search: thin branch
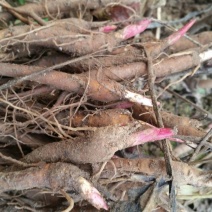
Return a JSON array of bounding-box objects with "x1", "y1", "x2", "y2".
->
[
  {"x1": 159, "y1": 85, "x2": 212, "y2": 120},
  {"x1": 189, "y1": 128, "x2": 212, "y2": 162},
  {"x1": 0, "y1": 152, "x2": 36, "y2": 167},
  {"x1": 145, "y1": 48, "x2": 176, "y2": 211}
]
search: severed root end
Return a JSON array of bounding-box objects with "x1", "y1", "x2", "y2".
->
[
  {"x1": 124, "y1": 90, "x2": 154, "y2": 107},
  {"x1": 77, "y1": 177, "x2": 108, "y2": 210}
]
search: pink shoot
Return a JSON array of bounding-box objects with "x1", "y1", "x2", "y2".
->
[
  {"x1": 167, "y1": 19, "x2": 196, "y2": 45},
  {"x1": 131, "y1": 127, "x2": 176, "y2": 146},
  {"x1": 122, "y1": 18, "x2": 151, "y2": 40}
]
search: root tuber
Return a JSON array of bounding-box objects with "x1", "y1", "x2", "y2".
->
[{"x1": 23, "y1": 121, "x2": 176, "y2": 164}]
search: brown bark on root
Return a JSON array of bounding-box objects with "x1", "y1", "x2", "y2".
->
[
  {"x1": 0, "y1": 162, "x2": 88, "y2": 193},
  {"x1": 0, "y1": 0, "x2": 140, "y2": 24},
  {"x1": 168, "y1": 31, "x2": 212, "y2": 53},
  {"x1": 0, "y1": 18, "x2": 118, "y2": 57},
  {"x1": 0, "y1": 50, "x2": 201, "y2": 102},
  {"x1": 93, "y1": 158, "x2": 212, "y2": 187},
  {"x1": 72, "y1": 109, "x2": 133, "y2": 127}
]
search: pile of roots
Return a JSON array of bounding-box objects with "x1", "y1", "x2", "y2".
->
[{"x1": 0, "y1": 0, "x2": 212, "y2": 211}]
